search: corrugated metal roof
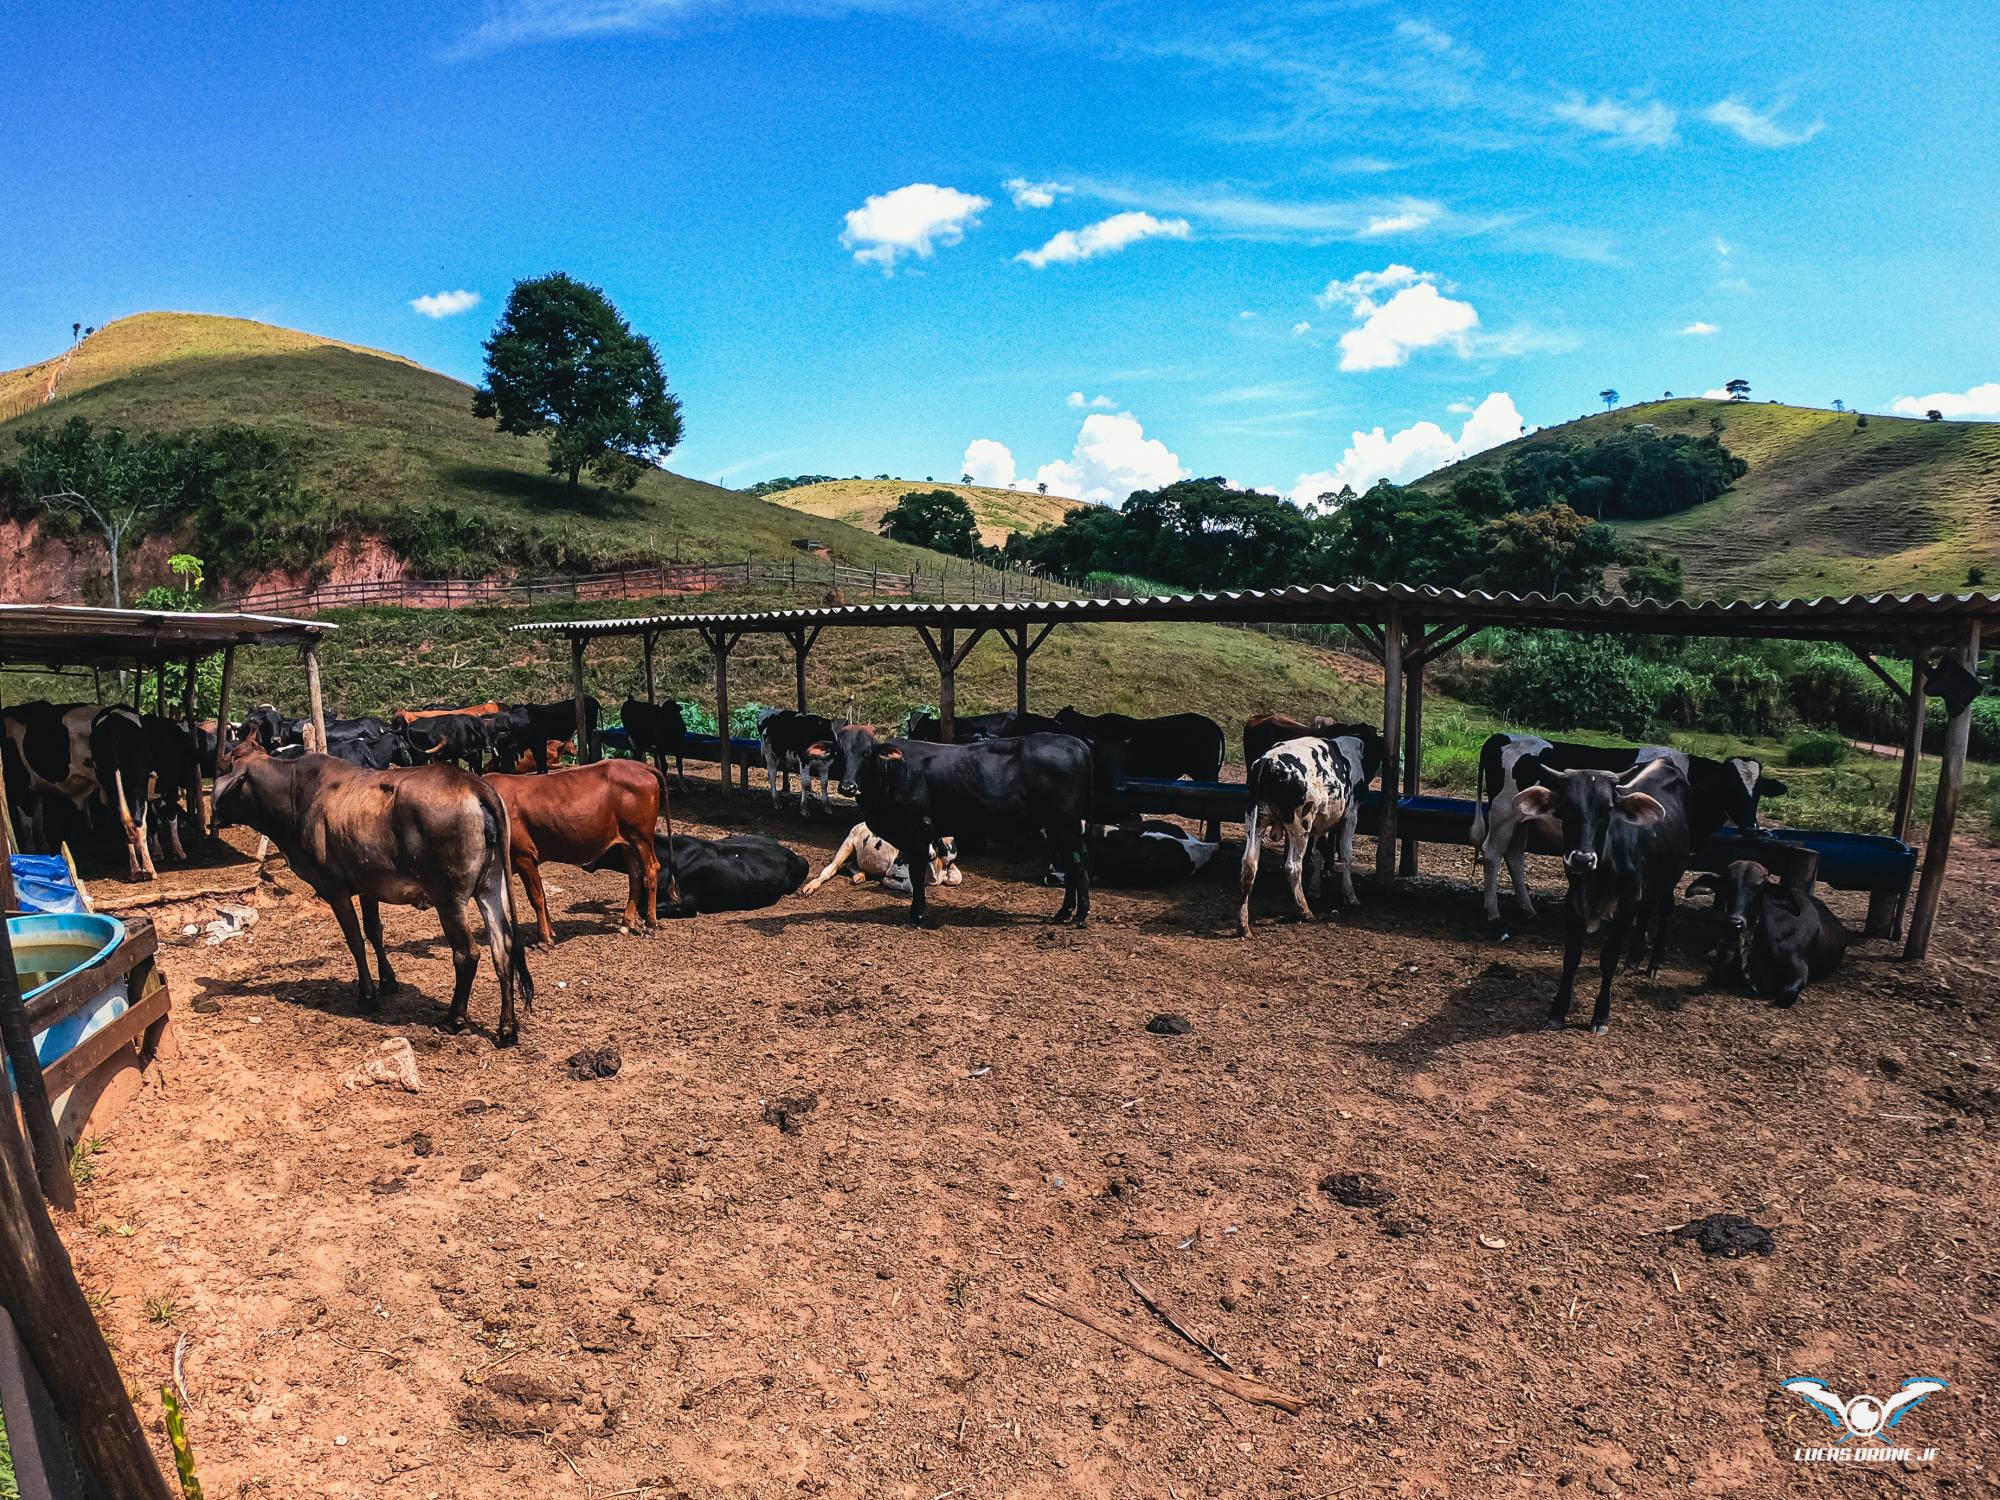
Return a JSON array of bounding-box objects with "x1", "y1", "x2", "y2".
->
[
  {"x1": 0, "y1": 603, "x2": 334, "y2": 669},
  {"x1": 510, "y1": 582, "x2": 2000, "y2": 644}
]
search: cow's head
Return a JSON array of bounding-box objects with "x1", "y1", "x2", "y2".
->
[
  {"x1": 399, "y1": 726, "x2": 446, "y2": 764},
  {"x1": 934, "y1": 835, "x2": 962, "y2": 886},
  {"x1": 1515, "y1": 766, "x2": 1667, "y2": 879},
  {"x1": 1687, "y1": 859, "x2": 1770, "y2": 932},
  {"x1": 1053, "y1": 706, "x2": 1087, "y2": 731},
  {"x1": 1721, "y1": 756, "x2": 1787, "y2": 835},
  {"x1": 809, "y1": 724, "x2": 878, "y2": 798},
  {"x1": 210, "y1": 737, "x2": 272, "y2": 829}
]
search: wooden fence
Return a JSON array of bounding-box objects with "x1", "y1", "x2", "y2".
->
[{"x1": 221, "y1": 556, "x2": 1060, "y2": 616}]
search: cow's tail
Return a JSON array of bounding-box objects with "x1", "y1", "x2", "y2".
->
[
  {"x1": 643, "y1": 760, "x2": 682, "y2": 906},
  {"x1": 479, "y1": 795, "x2": 535, "y2": 1009},
  {"x1": 1468, "y1": 734, "x2": 1501, "y2": 851}
]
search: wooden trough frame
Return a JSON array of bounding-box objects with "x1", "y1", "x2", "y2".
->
[
  {"x1": 0, "y1": 604, "x2": 336, "y2": 1495},
  {"x1": 516, "y1": 582, "x2": 1996, "y2": 963}
]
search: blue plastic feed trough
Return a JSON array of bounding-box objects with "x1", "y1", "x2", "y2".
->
[{"x1": 6, "y1": 913, "x2": 132, "y2": 1077}]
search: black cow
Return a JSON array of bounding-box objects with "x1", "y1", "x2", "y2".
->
[
  {"x1": 758, "y1": 709, "x2": 842, "y2": 813},
  {"x1": 327, "y1": 725, "x2": 415, "y2": 771},
  {"x1": 586, "y1": 833, "x2": 807, "y2": 912},
  {"x1": 1470, "y1": 735, "x2": 1788, "y2": 924},
  {"x1": 905, "y1": 710, "x2": 1067, "y2": 743},
  {"x1": 1687, "y1": 857, "x2": 1848, "y2": 1007},
  {"x1": 845, "y1": 733, "x2": 1093, "y2": 926},
  {"x1": 495, "y1": 698, "x2": 599, "y2": 772},
  {"x1": 2, "y1": 701, "x2": 97, "y2": 852},
  {"x1": 812, "y1": 723, "x2": 881, "y2": 799},
  {"x1": 89, "y1": 706, "x2": 157, "y2": 881},
  {"x1": 400, "y1": 713, "x2": 492, "y2": 771},
  {"x1": 1085, "y1": 820, "x2": 1222, "y2": 887},
  {"x1": 621, "y1": 698, "x2": 687, "y2": 782},
  {"x1": 239, "y1": 704, "x2": 287, "y2": 750},
  {"x1": 141, "y1": 714, "x2": 206, "y2": 854},
  {"x1": 1054, "y1": 706, "x2": 1224, "y2": 784},
  {"x1": 1513, "y1": 755, "x2": 1694, "y2": 1034}
]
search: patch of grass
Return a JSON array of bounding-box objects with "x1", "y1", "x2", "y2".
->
[
  {"x1": 1786, "y1": 730, "x2": 1851, "y2": 767},
  {"x1": 766, "y1": 477, "x2": 1083, "y2": 550},
  {"x1": 144, "y1": 1295, "x2": 182, "y2": 1327},
  {"x1": 69, "y1": 1135, "x2": 105, "y2": 1188}
]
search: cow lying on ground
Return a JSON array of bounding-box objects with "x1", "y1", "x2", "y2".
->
[
  {"x1": 212, "y1": 740, "x2": 533, "y2": 1044},
  {"x1": 1055, "y1": 706, "x2": 1225, "y2": 783},
  {"x1": 1513, "y1": 755, "x2": 1693, "y2": 1034},
  {"x1": 834, "y1": 733, "x2": 1093, "y2": 925},
  {"x1": 1687, "y1": 855, "x2": 1848, "y2": 1008},
  {"x1": 1087, "y1": 820, "x2": 1220, "y2": 887},
  {"x1": 799, "y1": 821, "x2": 961, "y2": 896},
  {"x1": 622, "y1": 698, "x2": 687, "y2": 783},
  {"x1": 1469, "y1": 734, "x2": 1787, "y2": 924},
  {"x1": 485, "y1": 760, "x2": 678, "y2": 944},
  {"x1": 1236, "y1": 728, "x2": 1382, "y2": 936},
  {"x1": 587, "y1": 833, "x2": 807, "y2": 913},
  {"x1": 759, "y1": 709, "x2": 842, "y2": 813}
]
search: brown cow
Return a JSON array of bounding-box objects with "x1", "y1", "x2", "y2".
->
[
  {"x1": 1242, "y1": 713, "x2": 1377, "y2": 772},
  {"x1": 485, "y1": 760, "x2": 680, "y2": 944},
  {"x1": 392, "y1": 702, "x2": 504, "y2": 729},
  {"x1": 211, "y1": 740, "x2": 534, "y2": 1044}
]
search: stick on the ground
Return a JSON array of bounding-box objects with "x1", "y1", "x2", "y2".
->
[
  {"x1": 1022, "y1": 1288, "x2": 1303, "y2": 1414},
  {"x1": 1122, "y1": 1270, "x2": 1232, "y2": 1368}
]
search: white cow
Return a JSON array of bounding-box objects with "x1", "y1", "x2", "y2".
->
[{"x1": 1237, "y1": 734, "x2": 1370, "y2": 937}]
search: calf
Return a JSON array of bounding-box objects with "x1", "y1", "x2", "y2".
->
[
  {"x1": 1686, "y1": 858, "x2": 1847, "y2": 1007},
  {"x1": 759, "y1": 709, "x2": 842, "y2": 812},
  {"x1": 1055, "y1": 706, "x2": 1225, "y2": 783},
  {"x1": 621, "y1": 698, "x2": 687, "y2": 782},
  {"x1": 1236, "y1": 732, "x2": 1378, "y2": 936},
  {"x1": 89, "y1": 706, "x2": 157, "y2": 881},
  {"x1": 1089, "y1": 820, "x2": 1220, "y2": 888},
  {"x1": 495, "y1": 698, "x2": 599, "y2": 772},
  {"x1": 1512, "y1": 756, "x2": 1693, "y2": 1033},
  {"x1": 1470, "y1": 734, "x2": 1787, "y2": 924},
  {"x1": 843, "y1": 733, "x2": 1092, "y2": 925},
  {"x1": 799, "y1": 821, "x2": 961, "y2": 896},
  {"x1": 485, "y1": 759, "x2": 679, "y2": 944}
]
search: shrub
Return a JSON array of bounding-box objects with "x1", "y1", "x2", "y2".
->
[
  {"x1": 1786, "y1": 730, "x2": 1850, "y2": 767},
  {"x1": 1490, "y1": 634, "x2": 1656, "y2": 736},
  {"x1": 1701, "y1": 654, "x2": 1790, "y2": 736}
]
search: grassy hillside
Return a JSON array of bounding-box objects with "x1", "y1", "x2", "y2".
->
[
  {"x1": 768, "y1": 478, "x2": 1084, "y2": 549},
  {"x1": 1424, "y1": 398, "x2": 2000, "y2": 598},
  {"x1": 0, "y1": 313, "x2": 966, "y2": 579}
]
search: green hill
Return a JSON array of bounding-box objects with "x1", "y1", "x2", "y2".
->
[
  {"x1": 767, "y1": 477, "x2": 1085, "y2": 549},
  {"x1": 1422, "y1": 398, "x2": 2000, "y2": 598},
  {"x1": 0, "y1": 313, "x2": 968, "y2": 581}
]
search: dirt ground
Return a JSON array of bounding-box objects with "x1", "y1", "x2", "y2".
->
[{"x1": 62, "y1": 786, "x2": 2000, "y2": 1498}]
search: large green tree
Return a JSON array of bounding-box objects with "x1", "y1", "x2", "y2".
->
[
  {"x1": 881, "y1": 489, "x2": 980, "y2": 556},
  {"x1": 473, "y1": 274, "x2": 684, "y2": 496}
]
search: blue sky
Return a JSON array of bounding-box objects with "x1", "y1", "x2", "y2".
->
[{"x1": 4, "y1": 1, "x2": 1998, "y2": 504}]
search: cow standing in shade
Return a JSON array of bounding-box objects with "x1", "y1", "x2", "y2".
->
[
  {"x1": 759, "y1": 709, "x2": 842, "y2": 813},
  {"x1": 89, "y1": 706, "x2": 157, "y2": 881},
  {"x1": 622, "y1": 698, "x2": 687, "y2": 783},
  {"x1": 1236, "y1": 729, "x2": 1381, "y2": 936},
  {"x1": 1055, "y1": 706, "x2": 1225, "y2": 783},
  {"x1": 3, "y1": 701, "x2": 99, "y2": 851}
]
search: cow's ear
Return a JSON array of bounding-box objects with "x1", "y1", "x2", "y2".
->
[
  {"x1": 1616, "y1": 790, "x2": 1666, "y2": 826},
  {"x1": 1513, "y1": 784, "x2": 1556, "y2": 820},
  {"x1": 1757, "y1": 776, "x2": 1789, "y2": 798},
  {"x1": 874, "y1": 746, "x2": 904, "y2": 763},
  {"x1": 1684, "y1": 873, "x2": 1719, "y2": 900}
]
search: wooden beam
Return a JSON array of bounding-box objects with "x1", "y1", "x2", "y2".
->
[
  {"x1": 1347, "y1": 623, "x2": 1384, "y2": 662},
  {"x1": 570, "y1": 636, "x2": 591, "y2": 764},
  {"x1": 937, "y1": 625, "x2": 958, "y2": 744},
  {"x1": 214, "y1": 645, "x2": 236, "y2": 747},
  {"x1": 0, "y1": 769, "x2": 73, "y2": 1212},
  {"x1": 1846, "y1": 645, "x2": 1911, "y2": 706},
  {"x1": 913, "y1": 625, "x2": 945, "y2": 668},
  {"x1": 1875, "y1": 652, "x2": 1930, "y2": 938},
  {"x1": 705, "y1": 629, "x2": 738, "y2": 792},
  {"x1": 302, "y1": 642, "x2": 327, "y2": 756},
  {"x1": 1399, "y1": 637, "x2": 1425, "y2": 877},
  {"x1": 1904, "y1": 622, "x2": 1982, "y2": 960},
  {"x1": 1409, "y1": 623, "x2": 1479, "y2": 671},
  {"x1": 949, "y1": 625, "x2": 989, "y2": 671},
  {"x1": 1374, "y1": 606, "x2": 1405, "y2": 884}
]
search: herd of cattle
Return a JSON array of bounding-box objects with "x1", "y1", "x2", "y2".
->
[{"x1": 1, "y1": 689, "x2": 1849, "y2": 1044}]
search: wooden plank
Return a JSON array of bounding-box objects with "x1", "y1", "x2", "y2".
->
[
  {"x1": 23, "y1": 922, "x2": 156, "y2": 1036},
  {"x1": 1374, "y1": 608, "x2": 1405, "y2": 883},
  {"x1": 1905, "y1": 622, "x2": 1983, "y2": 959},
  {"x1": 1846, "y1": 645, "x2": 1912, "y2": 705},
  {"x1": 41, "y1": 984, "x2": 169, "y2": 1099}
]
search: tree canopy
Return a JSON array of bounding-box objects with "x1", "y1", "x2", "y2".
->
[
  {"x1": 880, "y1": 489, "x2": 979, "y2": 556},
  {"x1": 473, "y1": 274, "x2": 684, "y2": 495}
]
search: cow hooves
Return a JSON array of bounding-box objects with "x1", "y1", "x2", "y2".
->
[
  {"x1": 495, "y1": 1027, "x2": 519, "y2": 1048},
  {"x1": 443, "y1": 1014, "x2": 467, "y2": 1034},
  {"x1": 1590, "y1": 1023, "x2": 1611, "y2": 1036},
  {"x1": 1542, "y1": 1017, "x2": 1566, "y2": 1032}
]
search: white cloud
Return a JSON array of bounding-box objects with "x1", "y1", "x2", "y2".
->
[
  {"x1": 961, "y1": 438, "x2": 1017, "y2": 487},
  {"x1": 1016, "y1": 211, "x2": 1191, "y2": 268},
  {"x1": 1339, "y1": 285, "x2": 1478, "y2": 371},
  {"x1": 1237, "y1": 309, "x2": 1257, "y2": 319},
  {"x1": 1679, "y1": 320, "x2": 1720, "y2": 336},
  {"x1": 1395, "y1": 18, "x2": 1456, "y2": 54},
  {"x1": 1035, "y1": 412, "x2": 1187, "y2": 505},
  {"x1": 1066, "y1": 391, "x2": 1117, "y2": 409},
  {"x1": 1890, "y1": 383, "x2": 2000, "y2": 420},
  {"x1": 1316, "y1": 264, "x2": 1429, "y2": 308},
  {"x1": 1701, "y1": 387, "x2": 1737, "y2": 400},
  {"x1": 1291, "y1": 321, "x2": 1313, "y2": 336},
  {"x1": 840, "y1": 183, "x2": 989, "y2": 271},
  {"x1": 410, "y1": 288, "x2": 481, "y2": 318},
  {"x1": 1552, "y1": 94, "x2": 1678, "y2": 149},
  {"x1": 1701, "y1": 98, "x2": 1824, "y2": 148},
  {"x1": 1446, "y1": 399, "x2": 1474, "y2": 414},
  {"x1": 1359, "y1": 208, "x2": 1435, "y2": 237},
  {"x1": 1286, "y1": 392, "x2": 1521, "y2": 505},
  {"x1": 1003, "y1": 177, "x2": 1069, "y2": 209}
]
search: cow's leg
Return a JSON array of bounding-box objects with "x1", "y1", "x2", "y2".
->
[
  {"x1": 797, "y1": 756, "x2": 813, "y2": 816},
  {"x1": 513, "y1": 852, "x2": 556, "y2": 945},
  {"x1": 629, "y1": 833, "x2": 661, "y2": 930},
  {"x1": 1337, "y1": 806, "x2": 1360, "y2": 907},
  {"x1": 359, "y1": 894, "x2": 397, "y2": 993},
  {"x1": 437, "y1": 899, "x2": 483, "y2": 1037},
  {"x1": 163, "y1": 801, "x2": 187, "y2": 861},
  {"x1": 764, "y1": 745, "x2": 781, "y2": 806},
  {"x1": 1641, "y1": 895, "x2": 1673, "y2": 977},
  {"x1": 327, "y1": 895, "x2": 378, "y2": 1013},
  {"x1": 902, "y1": 828, "x2": 932, "y2": 925},
  {"x1": 474, "y1": 858, "x2": 529, "y2": 1045},
  {"x1": 1236, "y1": 805, "x2": 1263, "y2": 937},
  {"x1": 1283, "y1": 825, "x2": 1314, "y2": 922},
  {"x1": 1505, "y1": 832, "x2": 1537, "y2": 922},
  {"x1": 1066, "y1": 820, "x2": 1090, "y2": 926},
  {"x1": 1305, "y1": 829, "x2": 1324, "y2": 902},
  {"x1": 1769, "y1": 954, "x2": 1811, "y2": 1008},
  {"x1": 1588, "y1": 908, "x2": 1634, "y2": 1034},
  {"x1": 1547, "y1": 909, "x2": 1585, "y2": 1030},
  {"x1": 802, "y1": 826, "x2": 863, "y2": 895}
]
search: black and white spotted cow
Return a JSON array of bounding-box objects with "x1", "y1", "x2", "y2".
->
[
  {"x1": 1086, "y1": 820, "x2": 1222, "y2": 887},
  {"x1": 2, "y1": 701, "x2": 100, "y2": 851},
  {"x1": 1236, "y1": 731, "x2": 1379, "y2": 937},
  {"x1": 1469, "y1": 735, "x2": 1787, "y2": 923},
  {"x1": 798, "y1": 820, "x2": 962, "y2": 897},
  {"x1": 759, "y1": 709, "x2": 842, "y2": 813}
]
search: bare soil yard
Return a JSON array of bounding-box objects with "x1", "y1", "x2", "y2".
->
[{"x1": 64, "y1": 794, "x2": 2000, "y2": 1498}]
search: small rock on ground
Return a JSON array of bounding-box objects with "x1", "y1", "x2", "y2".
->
[{"x1": 1146, "y1": 1013, "x2": 1193, "y2": 1036}]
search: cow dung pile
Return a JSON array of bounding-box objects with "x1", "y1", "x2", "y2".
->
[
  {"x1": 1669, "y1": 1213, "x2": 1775, "y2": 1257},
  {"x1": 1145, "y1": 1013, "x2": 1193, "y2": 1036},
  {"x1": 564, "y1": 1043, "x2": 622, "y2": 1082}
]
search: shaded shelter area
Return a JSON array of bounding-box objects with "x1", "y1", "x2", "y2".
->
[{"x1": 517, "y1": 583, "x2": 1996, "y2": 962}]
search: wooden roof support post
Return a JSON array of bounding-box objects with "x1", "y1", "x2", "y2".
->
[
  {"x1": 790, "y1": 624, "x2": 824, "y2": 712},
  {"x1": 570, "y1": 635, "x2": 592, "y2": 764},
  {"x1": 1008, "y1": 623, "x2": 1056, "y2": 715},
  {"x1": 1399, "y1": 625, "x2": 1425, "y2": 877},
  {"x1": 0, "y1": 1062, "x2": 174, "y2": 1496},
  {"x1": 703, "y1": 628, "x2": 738, "y2": 792},
  {"x1": 182, "y1": 653, "x2": 208, "y2": 839},
  {"x1": 302, "y1": 641, "x2": 327, "y2": 756},
  {"x1": 1903, "y1": 621, "x2": 1982, "y2": 961},
  {"x1": 1875, "y1": 651, "x2": 1929, "y2": 938},
  {"x1": 1375, "y1": 605, "x2": 1405, "y2": 884}
]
